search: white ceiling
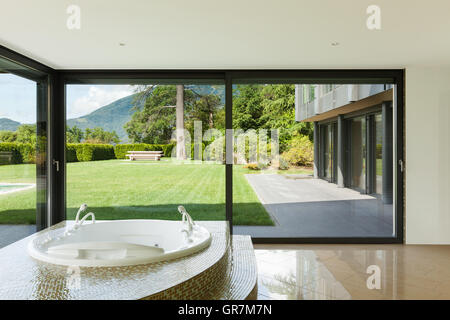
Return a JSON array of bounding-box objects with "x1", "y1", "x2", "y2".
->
[{"x1": 1, "y1": 0, "x2": 449, "y2": 69}]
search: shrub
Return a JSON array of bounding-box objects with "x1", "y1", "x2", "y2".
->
[
  {"x1": 270, "y1": 155, "x2": 289, "y2": 170},
  {"x1": 162, "y1": 144, "x2": 175, "y2": 157},
  {"x1": 66, "y1": 144, "x2": 78, "y2": 162},
  {"x1": 243, "y1": 163, "x2": 260, "y2": 170},
  {"x1": 16, "y1": 143, "x2": 35, "y2": 163},
  {"x1": 168, "y1": 143, "x2": 206, "y2": 160},
  {"x1": 281, "y1": 135, "x2": 314, "y2": 166},
  {"x1": 0, "y1": 142, "x2": 36, "y2": 164},
  {"x1": 278, "y1": 156, "x2": 289, "y2": 170},
  {"x1": 76, "y1": 144, "x2": 115, "y2": 161},
  {"x1": 0, "y1": 142, "x2": 23, "y2": 164},
  {"x1": 376, "y1": 143, "x2": 382, "y2": 158},
  {"x1": 234, "y1": 142, "x2": 273, "y2": 164},
  {"x1": 257, "y1": 161, "x2": 268, "y2": 170},
  {"x1": 114, "y1": 143, "x2": 148, "y2": 159}
]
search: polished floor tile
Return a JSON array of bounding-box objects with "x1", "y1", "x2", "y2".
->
[{"x1": 254, "y1": 244, "x2": 450, "y2": 300}]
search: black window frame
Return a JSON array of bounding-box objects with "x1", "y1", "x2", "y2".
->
[
  {"x1": 0, "y1": 46, "x2": 405, "y2": 244},
  {"x1": 0, "y1": 45, "x2": 55, "y2": 231}
]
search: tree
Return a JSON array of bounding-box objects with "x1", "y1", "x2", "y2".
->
[
  {"x1": 0, "y1": 130, "x2": 18, "y2": 142},
  {"x1": 259, "y1": 85, "x2": 313, "y2": 151},
  {"x1": 231, "y1": 84, "x2": 313, "y2": 152},
  {"x1": 84, "y1": 127, "x2": 120, "y2": 144},
  {"x1": 125, "y1": 85, "x2": 195, "y2": 144},
  {"x1": 16, "y1": 124, "x2": 37, "y2": 144},
  {"x1": 232, "y1": 85, "x2": 264, "y2": 131},
  {"x1": 191, "y1": 94, "x2": 223, "y2": 130},
  {"x1": 66, "y1": 125, "x2": 84, "y2": 143},
  {"x1": 125, "y1": 85, "x2": 225, "y2": 157}
]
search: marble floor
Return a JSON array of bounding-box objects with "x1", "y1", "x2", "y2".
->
[{"x1": 254, "y1": 244, "x2": 450, "y2": 300}]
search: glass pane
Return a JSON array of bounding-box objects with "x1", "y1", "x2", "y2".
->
[
  {"x1": 375, "y1": 113, "x2": 383, "y2": 195},
  {"x1": 323, "y1": 124, "x2": 334, "y2": 180},
  {"x1": 65, "y1": 83, "x2": 225, "y2": 223},
  {"x1": 233, "y1": 83, "x2": 395, "y2": 239},
  {"x1": 0, "y1": 73, "x2": 38, "y2": 247},
  {"x1": 351, "y1": 116, "x2": 366, "y2": 192}
]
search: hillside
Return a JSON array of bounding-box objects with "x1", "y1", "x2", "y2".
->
[
  {"x1": 67, "y1": 94, "x2": 138, "y2": 141},
  {"x1": 0, "y1": 118, "x2": 21, "y2": 131}
]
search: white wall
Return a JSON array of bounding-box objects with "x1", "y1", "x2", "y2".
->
[{"x1": 406, "y1": 67, "x2": 450, "y2": 244}]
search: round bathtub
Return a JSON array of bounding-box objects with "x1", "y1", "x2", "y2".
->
[{"x1": 28, "y1": 220, "x2": 211, "y2": 267}]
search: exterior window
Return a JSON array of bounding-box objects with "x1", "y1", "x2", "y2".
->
[
  {"x1": 375, "y1": 113, "x2": 383, "y2": 194},
  {"x1": 351, "y1": 116, "x2": 366, "y2": 192},
  {"x1": 303, "y1": 85, "x2": 316, "y2": 103},
  {"x1": 323, "y1": 84, "x2": 333, "y2": 94}
]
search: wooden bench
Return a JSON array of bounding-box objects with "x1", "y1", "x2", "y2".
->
[
  {"x1": 126, "y1": 151, "x2": 163, "y2": 161},
  {"x1": 0, "y1": 151, "x2": 13, "y2": 165}
]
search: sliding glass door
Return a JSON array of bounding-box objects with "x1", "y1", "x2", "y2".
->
[
  {"x1": 0, "y1": 58, "x2": 48, "y2": 247},
  {"x1": 65, "y1": 81, "x2": 226, "y2": 224},
  {"x1": 60, "y1": 71, "x2": 403, "y2": 243}
]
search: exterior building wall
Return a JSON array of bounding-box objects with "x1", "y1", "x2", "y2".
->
[{"x1": 295, "y1": 84, "x2": 393, "y2": 122}]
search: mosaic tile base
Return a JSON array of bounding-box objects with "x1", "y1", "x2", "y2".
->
[
  {"x1": 217, "y1": 235, "x2": 258, "y2": 300},
  {"x1": 145, "y1": 235, "x2": 258, "y2": 300},
  {"x1": 0, "y1": 221, "x2": 229, "y2": 300}
]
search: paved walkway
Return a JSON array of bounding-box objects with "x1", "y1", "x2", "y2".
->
[
  {"x1": 234, "y1": 174, "x2": 394, "y2": 238},
  {"x1": 0, "y1": 225, "x2": 35, "y2": 248}
]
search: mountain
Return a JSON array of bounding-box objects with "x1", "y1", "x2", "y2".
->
[
  {"x1": 0, "y1": 118, "x2": 21, "y2": 131},
  {"x1": 67, "y1": 94, "x2": 138, "y2": 142}
]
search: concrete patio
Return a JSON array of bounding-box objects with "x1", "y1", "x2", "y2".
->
[{"x1": 234, "y1": 174, "x2": 394, "y2": 238}]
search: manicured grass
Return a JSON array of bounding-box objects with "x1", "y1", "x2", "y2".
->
[{"x1": 0, "y1": 159, "x2": 273, "y2": 226}]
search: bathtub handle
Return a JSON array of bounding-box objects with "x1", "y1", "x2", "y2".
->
[{"x1": 77, "y1": 212, "x2": 96, "y2": 226}]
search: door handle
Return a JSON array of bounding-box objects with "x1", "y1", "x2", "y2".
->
[
  {"x1": 53, "y1": 159, "x2": 60, "y2": 172},
  {"x1": 399, "y1": 159, "x2": 404, "y2": 172}
]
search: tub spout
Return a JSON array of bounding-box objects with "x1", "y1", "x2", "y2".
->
[
  {"x1": 75, "y1": 203, "x2": 88, "y2": 225},
  {"x1": 178, "y1": 205, "x2": 195, "y2": 236}
]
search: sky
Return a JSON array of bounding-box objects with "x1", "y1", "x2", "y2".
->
[
  {"x1": 0, "y1": 73, "x2": 135, "y2": 123},
  {"x1": 66, "y1": 84, "x2": 135, "y2": 119},
  {"x1": 0, "y1": 73, "x2": 36, "y2": 124}
]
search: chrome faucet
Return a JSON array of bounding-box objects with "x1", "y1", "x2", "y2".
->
[
  {"x1": 69, "y1": 204, "x2": 96, "y2": 233},
  {"x1": 178, "y1": 205, "x2": 195, "y2": 239}
]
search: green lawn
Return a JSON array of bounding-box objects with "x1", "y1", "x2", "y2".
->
[{"x1": 0, "y1": 159, "x2": 273, "y2": 226}]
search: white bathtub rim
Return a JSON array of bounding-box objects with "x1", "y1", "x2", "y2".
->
[{"x1": 27, "y1": 219, "x2": 212, "y2": 267}]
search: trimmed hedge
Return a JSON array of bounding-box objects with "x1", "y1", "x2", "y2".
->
[
  {"x1": 65, "y1": 143, "x2": 115, "y2": 162},
  {"x1": 167, "y1": 143, "x2": 206, "y2": 159},
  {"x1": 0, "y1": 142, "x2": 35, "y2": 164},
  {"x1": 0, "y1": 143, "x2": 23, "y2": 164},
  {"x1": 75, "y1": 144, "x2": 116, "y2": 161},
  {"x1": 17, "y1": 143, "x2": 35, "y2": 163},
  {"x1": 66, "y1": 144, "x2": 78, "y2": 162},
  {"x1": 114, "y1": 143, "x2": 175, "y2": 159}
]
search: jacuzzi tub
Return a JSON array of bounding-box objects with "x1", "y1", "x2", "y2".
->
[{"x1": 28, "y1": 220, "x2": 211, "y2": 267}]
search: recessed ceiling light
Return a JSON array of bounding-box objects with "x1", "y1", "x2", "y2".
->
[{"x1": 331, "y1": 42, "x2": 340, "y2": 47}]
